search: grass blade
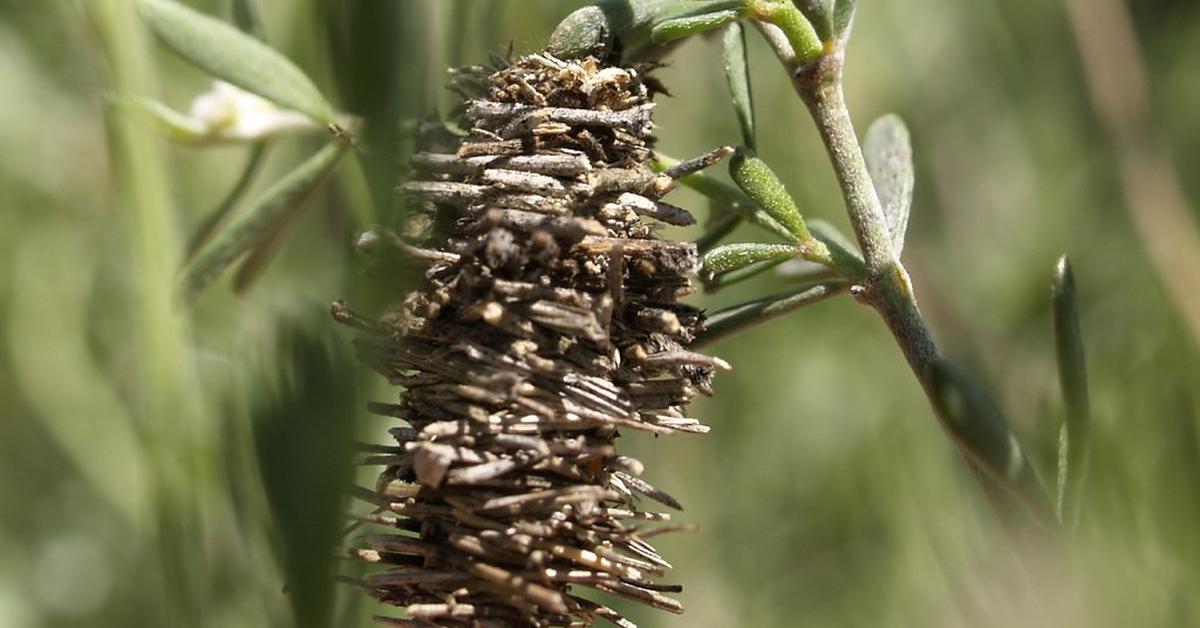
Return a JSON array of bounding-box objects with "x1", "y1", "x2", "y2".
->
[
  {"x1": 1052, "y1": 255, "x2": 1091, "y2": 529},
  {"x1": 180, "y1": 140, "x2": 349, "y2": 300},
  {"x1": 863, "y1": 114, "x2": 914, "y2": 256},
  {"x1": 722, "y1": 22, "x2": 756, "y2": 150},
  {"x1": 136, "y1": 0, "x2": 336, "y2": 124}
]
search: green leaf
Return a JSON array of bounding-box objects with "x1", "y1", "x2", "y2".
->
[
  {"x1": 110, "y1": 96, "x2": 208, "y2": 142},
  {"x1": 702, "y1": 242, "x2": 797, "y2": 278},
  {"x1": 180, "y1": 140, "x2": 349, "y2": 300},
  {"x1": 1051, "y1": 255, "x2": 1091, "y2": 529},
  {"x1": 654, "y1": 154, "x2": 796, "y2": 241},
  {"x1": 729, "y1": 148, "x2": 812, "y2": 242},
  {"x1": 928, "y1": 356, "x2": 1054, "y2": 522},
  {"x1": 650, "y1": 1, "x2": 745, "y2": 44},
  {"x1": 695, "y1": 282, "x2": 846, "y2": 348},
  {"x1": 722, "y1": 22, "x2": 756, "y2": 150},
  {"x1": 792, "y1": 0, "x2": 833, "y2": 41},
  {"x1": 253, "y1": 320, "x2": 359, "y2": 628},
  {"x1": 694, "y1": 208, "x2": 743, "y2": 254},
  {"x1": 136, "y1": 0, "x2": 336, "y2": 125},
  {"x1": 864, "y1": 114, "x2": 914, "y2": 256},
  {"x1": 548, "y1": 0, "x2": 668, "y2": 59},
  {"x1": 833, "y1": 0, "x2": 857, "y2": 33},
  {"x1": 184, "y1": 142, "x2": 270, "y2": 262}
]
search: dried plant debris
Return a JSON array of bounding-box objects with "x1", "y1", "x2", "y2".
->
[{"x1": 335, "y1": 52, "x2": 730, "y2": 627}]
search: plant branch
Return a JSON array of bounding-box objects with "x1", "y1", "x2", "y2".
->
[{"x1": 756, "y1": 21, "x2": 1054, "y2": 524}]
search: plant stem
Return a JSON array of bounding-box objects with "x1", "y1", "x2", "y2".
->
[{"x1": 760, "y1": 30, "x2": 1054, "y2": 524}]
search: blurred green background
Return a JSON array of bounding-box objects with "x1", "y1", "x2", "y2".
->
[{"x1": 2, "y1": 1, "x2": 1198, "y2": 626}]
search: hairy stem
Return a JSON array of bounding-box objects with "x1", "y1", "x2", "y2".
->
[{"x1": 767, "y1": 35, "x2": 1053, "y2": 524}]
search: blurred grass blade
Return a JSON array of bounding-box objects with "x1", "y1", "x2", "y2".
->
[
  {"x1": 181, "y1": 140, "x2": 349, "y2": 300},
  {"x1": 650, "y1": 1, "x2": 744, "y2": 44},
  {"x1": 136, "y1": 0, "x2": 336, "y2": 124},
  {"x1": 110, "y1": 96, "x2": 208, "y2": 142},
  {"x1": 863, "y1": 114, "x2": 914, "y2": 256},
  {"x1": 833, "y1": 0, "x2": 856, "y2": 33},
  {"x1": 928, "y1": 356, "x2": 1055, "y2": 524},
  {"x1": 730, "y1": 147, "x2": 813, "y2": 242},
  {"x1": 230, "y1": 0, "x2": 262, "y2": 37},
  {"x1": 548, "y1": 0, "x2": 671, "y2": 58},
  {"x1": 702, "y1": 242, "x2": 796, "y2": 278},
  {"x1": 230, "y1": 192, "x2": 296, "y2": 294},
  {"x1": 722, "y1": 22, "x2": 756, "y2": 150},
  {"x1": 252, "y1": 320, "x2": 358, "y2": 628},
  {"x1": 792, "y1": 0, "x2": 833, "y2": 41},
  {"x1": 1052, "y1": 255, "x2": 1091, "y2": 529},
  {"x1": 695, "y1": 282, "x2": 846, "y2": 347},
  {"x1": 184, "y1": 142, "x2": 269, "y2": 262}
]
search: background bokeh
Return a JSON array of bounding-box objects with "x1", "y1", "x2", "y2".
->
[{"x1": 2, "y1": 1, "x2": 1198, "y2": 626}]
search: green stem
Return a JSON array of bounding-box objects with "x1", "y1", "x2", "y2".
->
[
  {"x1": 694, "y1": 282, "x2": 846, "y2": 348},
  {"x1": 776, "y1": 41, "x2": 1053, "y2": 525}
]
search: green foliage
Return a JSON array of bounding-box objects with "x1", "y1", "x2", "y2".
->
[
  {"x1": 649, "y1": 1, "x2": 746, "y2": 44},
  {"x1": 136, "y1": 0, "x2": 336, "y2": 124},
  {"x1": 863, "y1": 114, "x2": 914, "y2": 256},
  {"x1": 180, "y1": 139, "x2": 349, "y2": 300},
  {"x1": 1052, "y1": 256, "x2": 1091, "y2": 529},
  {"x1": 723, "y1": 22, "x2": 757, "y2": 150},
  {"x1": 702, "y1": 242, "x2": 798, "y2": 277}
]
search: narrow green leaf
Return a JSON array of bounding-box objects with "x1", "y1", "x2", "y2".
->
[
  {"x1": 695, "y1": 208, "x2": 743, "y2": 254},
  {"x1": 722, "y1": 22, "x2": 756, "y2": 150},
  {"x1": 1052, "y1": 255, "x2": 1091, "y2": 529},
  {"x1": 702, "y1": 242, "x2": 797, "y2": 278},
  {"x1": 654, "y1": 154, "x2": 796, "y2": 242},
  {"x1": 754, "y1": 1, "x2": 824, "y2": 64},
  {"x1": 729, "y1": 148, "x2": 812, "y2": 241},
  {"x1": 792, "y1": 0, "x2": 833, "y2": 41},
  {"x1": 808, "y1": 218, "x2": 866, "y2": 278},
  {"x1": 864, "y1": 114, "x2": 914, "y2": 256},
  {"x1": 650, "y1": 1, "x2": 744, "y2": 44},
  {"x1": 110, "y1": 96, "x2": 208, "y2": 142},
  {"x1": 184, "y1": 142, "x2": 270, "y2": 262},
  {"x1": 695, "y1": 282, "x2": 846, "y2": 347},
  {"x1": 180, "y1": 140, "x2": 349, "y2": 300},
  {"x1": 928, "y1": 356, "x2": 1055, "y2": 523},
  {"x1": 833, "y1": 0, "x2": 857, "y2": 33},
  {"x1": 707, "y1": 256, "x2": 795, "y2": 290},
  {"x1": 136, "y1": 0, "x2": 335, "y2": 124}
]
